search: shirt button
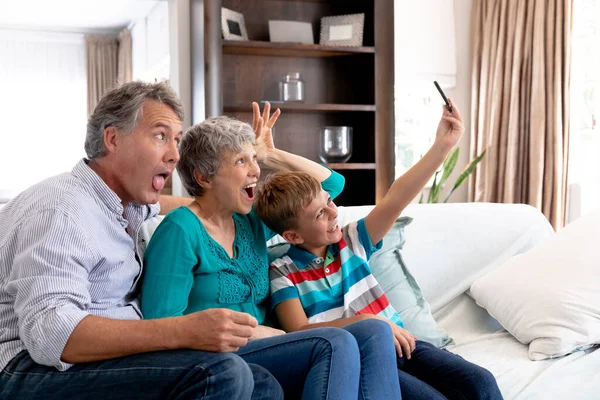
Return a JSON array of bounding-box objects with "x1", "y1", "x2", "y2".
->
[{"x1": 325, "y1": 268, "x2": 330, "y2": 273}]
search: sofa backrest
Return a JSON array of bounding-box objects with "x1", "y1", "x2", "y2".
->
[{"x1": 140, "y1": 203, "x2": 554, "y2": 314}]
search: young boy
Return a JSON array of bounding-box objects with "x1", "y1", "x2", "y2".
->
[{"x1": 255, "y1": 100, "x2": 503, "y2": 400}]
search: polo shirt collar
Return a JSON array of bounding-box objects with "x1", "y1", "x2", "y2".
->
[{"x1": 286, "y1": 242, "x2": 340, "y2": 269}]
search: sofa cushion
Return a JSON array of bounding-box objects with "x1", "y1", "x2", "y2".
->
[
  {"x1": 369, "y1": 217, "x2": 452, "y2": 348},
  {"x1": 470, "y1": 209, "x2": 600, "y2": 360}
]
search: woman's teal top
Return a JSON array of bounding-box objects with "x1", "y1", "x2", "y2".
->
[{"x1": 141, "y1": 170, "x2": 345, "y2": 325}]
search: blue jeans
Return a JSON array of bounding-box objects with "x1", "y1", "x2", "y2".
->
[
  {"x1": 397, "y1": 340, "x2": 503, "y2": 400},
  {"x1": 345, "y1": 319, "x2": 402, "y2": 400},
  {"x1": 0, "y1": 349, "x2": 282, "y2": 399},
  {"x1": 236, "y1": 319, "x2": 401, "y2": 400}
]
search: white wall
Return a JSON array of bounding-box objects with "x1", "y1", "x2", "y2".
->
[
  {"x1": 168, "y1": 0, "x2": 192, "y2": 196},
  {"x1": 131, "y1": 1, "x2": 170, "y2": 82},
  {"x1": 445, "y1": 0, "x2": 473, "y2": 202}
]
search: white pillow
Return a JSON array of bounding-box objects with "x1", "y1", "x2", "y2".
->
[{"x1": 470, "y1": 209, "x2": 600, "y2": 360}]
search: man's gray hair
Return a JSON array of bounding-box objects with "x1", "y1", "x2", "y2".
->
[
  {"x1": 85, "y1": 81, "x2": 185, "y2": 159},
  {"x1": 178, "y1": 116, "x2": 256, "y2": 197}
]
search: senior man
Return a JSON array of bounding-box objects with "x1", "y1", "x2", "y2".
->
[{"x1": 0, "y1": 82, "x2": 281, "y2": 399}]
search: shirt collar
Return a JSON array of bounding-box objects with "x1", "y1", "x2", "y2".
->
[
  {"x1": 286, "y1": 242, "x2": 340, "y2": 269},
  {"x1": 72, "y1": 158, "x2": 124, "y2": 216}
]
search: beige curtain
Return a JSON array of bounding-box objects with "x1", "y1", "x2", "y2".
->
[
  {"x1": 85, "y1": 28, "x2": 133, "y2": 116},
  {"x1": 85, "y1": 35, "x2": 118, "y2": 115},
  {"x1": 118, "y1": 28, "x2": 133, "y2": 84},
  {"x1": 470, "y1": 0, "x2": 573, "y2": 229}
]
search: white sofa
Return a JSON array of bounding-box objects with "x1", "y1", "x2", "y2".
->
[{"x1": 143, "y1": 203, "x2": 600, "y2": 399}]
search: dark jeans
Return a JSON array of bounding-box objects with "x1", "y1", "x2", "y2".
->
[
  {"x1": 0, "y1": 349, "x2": 281, "y2": 400},
  {"x1": 397, "y1": 340, "x2": 503, "y2": 400},
  {"x1": 0, "y1": 326, "x2": 366, "y2": 400}
]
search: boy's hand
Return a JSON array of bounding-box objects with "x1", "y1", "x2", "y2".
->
[
  {"x1": 376, "y1": 316, "x2": 416, "y2": 359},
  {"x1": 434, "y1": 97, "x2": 464, "y2": 153},
  {"x1": 252, "y1": 101, "x2": 281, "y2": 163},
  {"x1": 391, "y1": 325, "x2": 416, "y2": 359}
]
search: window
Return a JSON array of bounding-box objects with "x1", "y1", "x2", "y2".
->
[
  {"x1": 0, "y1": 29, "x2": 86, "y2": 202},
  {"x1": 394, "y1": 83, "x2": 441, "y2": 179},
  {"x1": 570, "y1": 0, "x2": 600, "y2": 218}
]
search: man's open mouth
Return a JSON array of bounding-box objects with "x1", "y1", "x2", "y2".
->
[{"x1": 152, "y1": 172, "x2": 171, "y2": 191}]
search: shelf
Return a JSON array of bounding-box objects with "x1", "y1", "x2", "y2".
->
[
  {"x1": 266, "y1": 0, "x2": 331, "y2": 3},
  {"x1": 223, "y1": 40, "x2": 375, "y2": 57},
  {"x1": 224, "y1": 103, "x2": 376, "y2": 113},
  {"x1": 327, "y1": 163, "x2": 376, "y2": 170}
]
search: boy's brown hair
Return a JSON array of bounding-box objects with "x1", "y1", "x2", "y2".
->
[{"x1": 255, "y1": 171, "x2": 322, "y2": 235}]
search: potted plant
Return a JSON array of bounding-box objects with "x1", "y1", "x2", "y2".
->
[{"x1": 419, "y1": 148, "x2": 486, "y2": 203}]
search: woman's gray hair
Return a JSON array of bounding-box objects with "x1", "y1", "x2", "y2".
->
[
  {"x1": 85, "y1": 81, "x2": 185, "y2": 159},
  {"x1": 178, "y1": 116, "x2": 256, "y2": 197}
]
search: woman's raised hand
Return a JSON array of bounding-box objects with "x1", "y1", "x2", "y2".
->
[{"x1": 252, "y1": 101, "x2": 281, "y2": 163}]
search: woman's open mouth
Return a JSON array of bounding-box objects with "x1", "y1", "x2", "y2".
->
[{"x1": 242, "y1": 183, "x2": 257, "y2": 200}]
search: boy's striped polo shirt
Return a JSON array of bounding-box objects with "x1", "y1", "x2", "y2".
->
[{"x1": 269, "y1": 218, "x2": 404, "y2": 327}]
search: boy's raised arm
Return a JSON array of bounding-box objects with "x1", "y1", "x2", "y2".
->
[{"x1": 365, "y1": 98, "x2": 465, "y2": 244}]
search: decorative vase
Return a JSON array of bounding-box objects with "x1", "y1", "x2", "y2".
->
[
  {"x1": 318, "y1": 126, "x2": 353, "y2": 163},
  {"x1": 279, "y1": 72, "x2": 305, "y2": 103}
]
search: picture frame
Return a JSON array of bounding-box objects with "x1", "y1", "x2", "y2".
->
[
  {"x1": 319, "y1": 13, "x2": 364, "y2": 47},
  {"x1": 269, "y1": 20, "x2": 314, "y2": 45},
  {"x1": 221, "y1": 7, "x2": 248, "y2": 41}
]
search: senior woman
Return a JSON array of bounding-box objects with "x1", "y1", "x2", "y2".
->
[{"x1": 141, "y1": 103, "x2": 402, "y2": 399}]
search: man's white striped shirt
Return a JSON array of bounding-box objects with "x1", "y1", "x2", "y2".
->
[{"x1": 0, "y1": 159, "x2": 159, "y2": 371}]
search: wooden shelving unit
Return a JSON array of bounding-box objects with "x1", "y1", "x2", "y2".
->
[
  {"x1": 205, "y1": 0, "x2": 394, "y2": 206},
  {"x1": 327, "y1": 163, "x2": 376, "y2": 170},
  {"x1": 223, "y1": 40, "x2": 375, "y2": 57},
  {"x1": 224, "y1": 103, "x2": 376, "y2": 113}
]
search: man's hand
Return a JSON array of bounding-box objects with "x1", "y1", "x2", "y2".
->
[
  {"x1": 249, "y1": 325, "x2": 286, "y2": 341},
  {"x1": 252, "y1": 101, "x2": 281, "y2": 163},
  {"x1": 179, "y1": 309, "x2": 258, "y2": 352}
]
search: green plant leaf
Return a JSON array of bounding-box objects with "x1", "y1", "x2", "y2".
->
[
  {"x1": 439, "y1": 147, "x2": 459, "y2": 187},
  {"x1": 443, "y1": 149, "x2": 487, "y2": 203},
  {"x1": 428, "y1": 170, "x2": 441, "y2": 203}
]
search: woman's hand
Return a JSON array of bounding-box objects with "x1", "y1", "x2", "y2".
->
[
  {"x1": 434, "y1": 97, "x2": 464, "y2": 154},
  {"x1": 252, "y1": 101, "x2": 281, "y2": 163},
  {"x1": 249, "y1": 325, "x2": 286, "y2": 340}
]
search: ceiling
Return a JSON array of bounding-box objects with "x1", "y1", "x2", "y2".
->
[{"x1": 0, "y1": 0, "x2": 162, "y2": 33}]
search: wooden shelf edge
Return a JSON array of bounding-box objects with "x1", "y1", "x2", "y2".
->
[
  {"x1": 223, "y1": 40, "x2": 375, "y2": 57},
  {"x1": 224, "y1": 104, "x2": 376, "y2": 113},
  {"x1": 266, "y1": 0, "x2": 330, "y2": 3},
  {"x1": 327, "y1": 163, "x2": 376, "y2": 170}
]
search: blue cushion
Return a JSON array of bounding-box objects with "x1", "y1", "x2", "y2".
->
[{"x1": 369, "y1": 216, "x2": 452, "y2": 348}]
